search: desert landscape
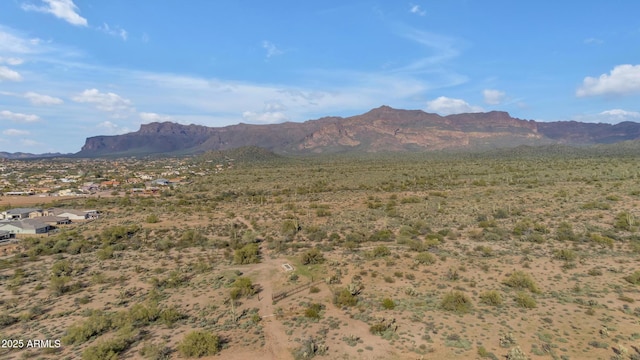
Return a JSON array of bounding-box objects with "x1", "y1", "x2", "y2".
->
[{"x1": 1, "y1": 148, "x2": 639, "y2": 360}]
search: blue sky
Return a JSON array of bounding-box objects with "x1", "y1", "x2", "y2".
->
[{"x1": 1, "y1": 1, "x2": 640, "y2": 153}]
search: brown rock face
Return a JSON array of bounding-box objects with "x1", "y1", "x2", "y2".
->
[{"x1": 77, "y1": 106, "x2": 640, "y2": 156}]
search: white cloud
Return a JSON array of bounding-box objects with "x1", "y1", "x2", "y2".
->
[
  {"x1": 0, "y1": 110, "x2": 41, "y2": 123},
  {"x1": 482, "y1": 89, "x2": 506, "y2": 105},
  {"x1": 24, "y1": 92, "x2": 64, "y2": 105},
  {"x1": 97, "y1": 120, "x2": 130, "y2": 134},
  {"x1": 425, "y1": 96, "x2": 483, "y2": 115},
  {"x1": 72, "y1": 89, "x2": 134, "y2": 117},
  {"x1": 242, "y1": 110, "x2": 289, "y2": 124},
  {"x1": 98, "y1": 23, "x2": 128, "y2": 41},
  {"x1": 599, "y1": 109, "x2": 640, "y2": 121},
  {"x1": 22, "y1": 0, "x2": 88, "y2": 27},
  {"x1": 139, "y1": 112, "x2": 172, "y2": 123},
  {"x1": 576, "y1": 64, "x2": 640, "y2": 97},
  {"x1": 262, "y1": 41, "x2": 283, "y2": 58},
  {"x1": 573, "y1": 109, "x2": 640, "y2": 124},
  {"x1": 2, "y1": 129, "x2": 31, "y2": 136},
  {"x1": 0, "y1": 26, "x2": 44, "y2": 54},
  {"x1": 409, "y1": 4, "x2": 426, "y2": 16},
  {"x1": 0, "y1": 66, "x2": 22, "y2": 82},
  {"x1": 0, "y1": 57, "x2": 24, "y2": 65}
]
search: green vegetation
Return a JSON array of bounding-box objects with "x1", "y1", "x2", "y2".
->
[
  {"x1": 177, "y1": 330, "x2": 220, "y2": 357},
  {"x1": 479, "y1": 290, "x2": 503, "y2": 306},
  {"x1": 503, "y1": 271, "x2": 540, "y2": 293},
  {"x1": 440, "y1": 291, "x2": 473, "y2": 314},
  {"x1": 234, "y1": 243, "x2": 260, "y2": 264},
  {"x1": 5, "y1": 148, "x2": 640, "y2": 358}
]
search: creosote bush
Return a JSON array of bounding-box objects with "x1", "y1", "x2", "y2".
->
[
  {"x1": 503, "y1": 271, "x2": 540, "y2": 293},
  {"x1": 414, "y1": 252, "x2": 436, "y2": 265},
  {"x1": 624, "y1": 270, "x2": 640, "y2": 285},
  {"x1": 381, "y1": 297, "x2": 396, "y2": 310},
  {"x1": 177, "y1": 330, "x2": 220, "y2": 358},
  {"x1": 333, "y1": 288, "x2": 358, "y2": 307},
  {"x1": 479, "y1": 290, "x2": 503, "y2": 306},
  {"x1": 514, "y1": 292, "x2": 537, "y2": 309},
  {"x1": 440, "y1": 291, "x2": 473, "y2": 314}
]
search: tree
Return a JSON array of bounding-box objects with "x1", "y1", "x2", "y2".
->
[{"x1": 233, "y1": 243, "x2": 259, "y2": 264}]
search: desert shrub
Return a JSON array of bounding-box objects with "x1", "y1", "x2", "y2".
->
[
  {"x1": 513, "y1": 292, "x2": 536, "y2": 308},
  {"x1": 333, "y1": 288, "x2": 358, "y2": 307},
  {"x1": 160, "y1": 305, "x2": 185, "y2": 327},
  {"x1": 475, "y1": 245, "x2": 494, "y2": 257},
  {"x1": 234, "y1": 243, "x2": 259, "y2": 264},
  {"x1": 512, "y1": 219, "x2": 546, "y2": 236},
  {"x1": 588, "y1": 268, "x2": 603, "y2": 276},
  {"x1": 400, "y1": 195, "x2": 421, "y2": 204},
  {"x1": 0, "y1": 313, "x2": 18, "y2": 328},
  {"x1": 96, "y1": 245, "x2": 114, "y2": 260},
  {"x1": 522, "y1": 233, "x2": 545, "y2": 243},
  {"x1": 145, "y1": 214, "x2": 159, "y2": 223},
  {"x1": 369, "y1": 323, "x2": 389, "y2": 335},
  {"x1": 381, "y1": 298, "x2": 395, "y2": 310},
  {"x1": 479, "y1": 290, "x2": 503, "y2": 306},
  {"x1": 414, "y1": 252, "x2": 436, "y2": 265},
  {"x1": 615, "y1": 212, "x2": 638, "y2": 231},
  {"x1": 372, "y1": 245, "x2": 391, "y2": 257},
  {"x1": 49, "y1": 275, "x2": 71, "y2": 296},
  {"x1": 281, "y1": 219, "x2": 299, "y2": 238},
  {"x1": 440, "y1": 291, "x2": 473, "y2": 314},
  {"x1": 82, "y1": 336, "x2": 131, "y2": 360},
  {"x1": 315, "y1": 208, "x2": 331, "y2": 217},
  {"x1": 494, "y1": 208, "x2": 509, "y2": 219},
  {"x1": 556, "y1": 222, "x2": 578, "y2": 241},
  {"x1": 139, "y1": 341, "x2": 172, "y2": 360},
  {"x1": 625, "y1": 270, "x2": 640, "y2": 285},
  {"x1": 553, "y1": 249, "x2": 576, "y2": 262},
  {"x1": 230, "y1": 277, "x2": 255, "y2": 299},
  {"x1": 581, "y1": 201, "x2": 611, "y2": 210},
  {"x1": 588, "y1": 233, "x2": 614, "y2": 248},
  {"x1": 301, "y1": 248, "x2": 325, "y2": 265},
  {"x1": 304, "y1": 303, "x2": 323, "y2": 320},
  {"x1": 177, "y1": 330, "x2": 220, "y2": 357},
  {"x1": 51, "y1": 259, "x2": 73, "y2": 277},
  {"x1": 100, "y1": 225, "x2": 139, "y2": 245},
  {"x1": 62, "y1": 310, "x2": 113, "y2": 345},
  {"x1": 369, "y1": 229, "x2": 393, "y2": 242},
  {"x1": 128, "y1": 302, "x2": 160, "y2": 326},
  {"x1": 503, "y1": 271, "x2": 540, "y2": 293}
]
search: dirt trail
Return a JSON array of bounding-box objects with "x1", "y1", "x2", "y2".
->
[{"x1": 221, "y1": 231, "x2": 295, "y2": 360}]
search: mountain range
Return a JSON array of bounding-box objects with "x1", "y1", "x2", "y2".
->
[{"x1": 75, "y1": 106, "x2": 640, "y2": 157}]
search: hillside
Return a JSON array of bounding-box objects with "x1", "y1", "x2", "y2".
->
[{"x1": 76, "y1": 106, "x2": 640, "y2": 157}]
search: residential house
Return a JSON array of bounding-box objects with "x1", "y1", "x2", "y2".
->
[
  {"x1": 37, "y1": 216, "x2": 71, "y2": 226},
  {"x1": 46, "y1": 208, "x2": 89, "y2": 220},
  {"x1": 0, "y1": 219, "x2": 50, "y2": 235},
  {"x1": 0, "y1": 229, "x2": 13, "y2": 242},
  {"x1": 1, "y1": 208, "x2": 43, "y2": 220}
]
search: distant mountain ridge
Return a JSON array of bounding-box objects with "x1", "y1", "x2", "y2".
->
[
  {"x1": 0, "y1": 152, "x2": 66, "y2": 159},
  {"x1": 76, "y1": 106, "x2": 640, "y2": 157}
]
